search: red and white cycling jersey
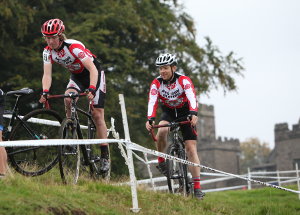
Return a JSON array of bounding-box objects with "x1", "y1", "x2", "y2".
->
[
  {"x1": 42, "y1": 39, "x2": 96, "y2": 74},
  {"x1": 147, "y1": 72, "x2": 198, "y2": 119}
]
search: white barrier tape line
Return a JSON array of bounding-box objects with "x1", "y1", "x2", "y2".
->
[
  {"x1": 118, "y1": 176, "x2": 167, "y2": 186},
  {"x1": 201, "y1": 176, "x2": 235, "y2": 185},
  {"x1": 4, "y1": 114, "x2": 88, "y2": 129},
  {"x1": 0, "y1": 138, "x2": 131, "y2": 147},
  {"x1": 132, "y1": 151, "x2": 147, "y2": 164},
  {"x1": 117, "y1": 142, "x2": 130, "y2": 167},
  {"x1": 251, "y1": 176, "x2": 297, "y2": 180},
  {"x1": 203, "y1": 185, "x2": 246, "y2": 193},
  {"x1": 127, "y1": 142, "x2": 300, "y2": 194},
  {"x1": 251, "y1": 170, "x2": 300, "y2": 175},
  {"x1": 279, "y1": 178, "x2": 300, "y2": 184}
]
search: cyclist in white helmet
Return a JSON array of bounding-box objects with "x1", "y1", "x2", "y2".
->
[{"x1": 146, "y1": 53, "x2": 205, "y2": 200}]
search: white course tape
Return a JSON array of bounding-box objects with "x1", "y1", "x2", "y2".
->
[
  {"x1": 1, "y1": 137, "x2": 299, "y2": 195},
  {"x1": 127, "y1": 142, "x2": 300, "y2": 195},
  {"x1": 0, "y1": 138, "x2": 131, "y2": 147},
  {"x1": 4, "y1": 114, "x2": 88, "y2": 129}
]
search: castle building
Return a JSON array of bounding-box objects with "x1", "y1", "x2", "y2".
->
[
  {"x1": 197, "y1": 104, "x2": 241, "y2": 188},
  {"x1": 253, "y1": 119, "x2": 300, "y2": 171}
]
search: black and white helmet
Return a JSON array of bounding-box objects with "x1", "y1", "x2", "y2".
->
[{"x1": 155, "y1": 53, "x2": 177, "y2": 67}]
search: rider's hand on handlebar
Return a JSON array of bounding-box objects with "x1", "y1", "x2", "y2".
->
[
  {"x1": 86, "y1": 85, "x2": 96, "y2": 100},
  {"x1": 146, "y1": 118, "x2": 155, "y2": 131},
  {"x1": 187, "y1": 114, "x2": 198, "y2": 127},
  {"x1": 39, "y1": 90, "x2": 49, "y2": 103}
]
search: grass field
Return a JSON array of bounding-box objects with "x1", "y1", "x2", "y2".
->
[{"x1": 0, "y1": 169, "x2": 300, "y2": 215}]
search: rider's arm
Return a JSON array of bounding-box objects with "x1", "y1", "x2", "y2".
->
[
  {"x1": 42, "y1": 63, "x2": 52, "y2": 91},
  {"x1": 82, "y1": 57, "x2": 98, "y2": 88},
  {"x1": 180, "y1": 76, "x2": 198, "y2": 116},
  {"x1": 147, "y1": 79, "x2": 160, "y2": 120}
]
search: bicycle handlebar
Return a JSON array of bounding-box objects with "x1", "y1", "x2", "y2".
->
[
  {"x1": 149, "y1": 120, "x2": 197, "y2": 142},
  {"x1": 44, "y1": 92, "x2": 94, "y2": 111},
  {"x1": 47, "y1": 92, "x2": 87, "y2": 100}
]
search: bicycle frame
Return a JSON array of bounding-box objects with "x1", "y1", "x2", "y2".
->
[
  {"x1": 47, "y1": 92, "x2": 95, "y2": 161},
  {"x1": 150, "y1": 120, "x2": 194, "y2": 195},
  {"x1": 4, "y1": 90, "x2": 46, "y2": 150},
  {"x1": 47, "y1": 92, "x2": 107, "y2": 183}
]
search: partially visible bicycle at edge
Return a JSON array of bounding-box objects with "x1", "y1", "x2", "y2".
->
[
  {"x1": 46, "y1": 92, "x2": 111, "y2": 184},
  {"x1": 3, "y1": 88, "x2": 62, "y2": 176},
  {"x1": 150, "y1": 119, "x2": 197, "y2": 197}
]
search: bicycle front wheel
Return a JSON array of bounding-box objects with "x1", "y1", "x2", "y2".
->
[
  {"x1": 166, "y1": 143, "x2": 190, "y2": 196},
  {"x1": 8, "y1": 109, "x2": 62, "y2": 176},
  {"x1": 58, "y1": 118, "x2": 80, "y2": 184}
]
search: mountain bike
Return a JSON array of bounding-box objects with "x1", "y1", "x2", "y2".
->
[
  {"x1": 46, "y1": 92, "x2": 111, "y2": 184},
  {"x1": 3, "y1": 88, "x2": 62, "y2": 176},
  {"x1": 150, "y1": 120, "x2": 194, "y2": 196}
]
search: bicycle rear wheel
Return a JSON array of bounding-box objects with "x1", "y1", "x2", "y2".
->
[
  {"x1": 58, "y1": 118, "x2": 80, "y2": 184},
  {"x1": 166, "y1": 143, "x2": 190, "y2": 196},
  {"x1": 8, "y1": 109, "x2": 62, "y2": 176}
]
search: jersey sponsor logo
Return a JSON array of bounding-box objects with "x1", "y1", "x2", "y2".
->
[
  {"x1": 184, "y1": 84, "x2": 191, "y2": 90},
  {"x1": 166, "y1": 82, "x2": 176, "y2": 90},
  {"x1": 54, "y1": 56, "x2": 72, "y2": 65},
  {"x1": 161, "y1": 89, "x2": 180, "y2": 99},
  {"x1": 151, "y1": 89, "x2": 158, "y2": 95},
  {"x1": 78, "y1": 52, "x2": 86, "y2": 59},
  {"x1": 57, "y1": 49, "x2": 66, "y2": 58}
]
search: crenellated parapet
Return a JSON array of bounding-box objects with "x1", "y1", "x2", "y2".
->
[
  {"x1": 275, "y1": 119, "x2": 300, "y2": 142},
  {"x1": 199, "y1": 136, "x2": 240, "y2": 152}
]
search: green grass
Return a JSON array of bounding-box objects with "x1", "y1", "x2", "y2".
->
[{"x1": 0, "y1": 169, "x2": 300, "y2": 215}]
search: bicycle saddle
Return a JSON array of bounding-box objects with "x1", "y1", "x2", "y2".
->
[{"x1": 6, "y1": 88, "x2": 34, "y2": 96}]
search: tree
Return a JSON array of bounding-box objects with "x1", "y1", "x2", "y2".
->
[
  {"x1": 240, "y1": 138, "x2": 271, "y2": 173},
  {"x1": 0, "y1": 0, "x2": 244, "y2": 176}
]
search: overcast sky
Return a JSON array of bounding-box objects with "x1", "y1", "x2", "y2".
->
[{"x1": 183, "y1": 0, "x2": 300, "y2": 148}]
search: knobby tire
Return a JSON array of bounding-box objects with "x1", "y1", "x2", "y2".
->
[{"x1": 8, "y1": 109, "x2": 62, "y2": 176}]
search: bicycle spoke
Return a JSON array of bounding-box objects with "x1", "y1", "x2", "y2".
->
[
  {"x1": 166, "y1": 145, "x2": 189, "y2": 196},
  {"x1": 58, "y1": 118, "x2": 80, "y2": 184},
  {"x1": 8, "y1": 109, "x2": 61, "y2": 176}
]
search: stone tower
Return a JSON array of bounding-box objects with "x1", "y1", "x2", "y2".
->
[
  {"x1": 274, "y1": 120, "x2": 300, "y2": 170},
  {"x1": 197, "y1": 103, "x2": 241, "y2": 188},
  {"x1": 197, "y1": 104, "x2": 216, "y2": 140}
]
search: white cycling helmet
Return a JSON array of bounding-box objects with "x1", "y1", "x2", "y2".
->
[{"x1": 155, "y1": 53, "x2": 177, "y2": 66}]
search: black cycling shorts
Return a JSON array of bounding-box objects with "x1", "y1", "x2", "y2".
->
[
  {"x1": 160, "y1": 103, "x2": 197, "y2": 141},
  {"x1": 66, "y1": 59, "x2": 106, "y2": 108}
]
